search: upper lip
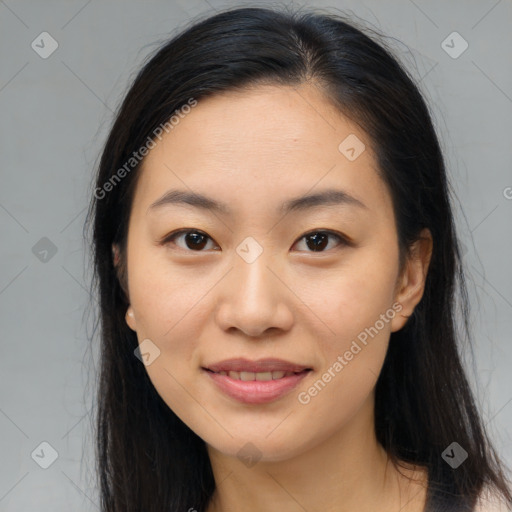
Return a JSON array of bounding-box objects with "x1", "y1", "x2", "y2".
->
[{"x1": 204, "y1": 358, "x2": 312, "y2": 373}]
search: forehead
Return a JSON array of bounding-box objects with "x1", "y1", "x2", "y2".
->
[
  {"x1": 150, "y1": 84, "x2": 366, "y2": 161},
  {"x1": 131, "y1": 83, "x2": 392, "y2": 220}
]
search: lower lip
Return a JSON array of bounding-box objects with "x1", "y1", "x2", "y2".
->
[{"x1": 203, "y1": 369, "x2": 311, "y2": 404}]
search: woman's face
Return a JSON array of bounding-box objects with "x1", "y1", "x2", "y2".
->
[{"x1": 122, "y1": 83, "x2": 428, "y2": 462}]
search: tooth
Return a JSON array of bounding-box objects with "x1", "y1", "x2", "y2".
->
[
  {"x1": 256, "y1": 372, "x2": 273, "y2": 381},
  {"x1": 222, "y1": 370, "x2": 297, "y2": 381}
]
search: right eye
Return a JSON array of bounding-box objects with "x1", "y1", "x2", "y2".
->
[{"x1": 160, "y1": 229, "x2": 220, "y2": 252}]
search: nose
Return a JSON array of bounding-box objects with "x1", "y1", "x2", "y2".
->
[{"x1": 214, "y1": 251, "x2": 294, "y2": 338}]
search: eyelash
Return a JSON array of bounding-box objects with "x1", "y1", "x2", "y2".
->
[{"x1": 159, "y1": 228, "x2": 351, "y2": 253}]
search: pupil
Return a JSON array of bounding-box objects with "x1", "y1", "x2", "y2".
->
[
  {"x1": 307, "y1": 233, "x2": 327, "y2": 252},
  {"x1": 186, "y1": 233, "x2": 207, "y2": 250}
]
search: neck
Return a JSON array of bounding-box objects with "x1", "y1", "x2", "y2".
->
[{"x1": 205, "y1": 394, "x2": 428, "y2": 512}]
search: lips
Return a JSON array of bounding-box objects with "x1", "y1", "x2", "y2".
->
[{"x1": 202, "y1": 358, "x2": 312, "y2": 404}]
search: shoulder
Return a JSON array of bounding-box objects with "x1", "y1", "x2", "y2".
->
[{"x1": 474, "y1": 487, "x2": 511, "y2": 512}]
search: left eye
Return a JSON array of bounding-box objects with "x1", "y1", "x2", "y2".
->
[
  {"x1": 161, "y1": 229, "x2": 347, "y2": 253},
  {"x1": 293, "y1": 230, "x2": 346, "y2": 252}
]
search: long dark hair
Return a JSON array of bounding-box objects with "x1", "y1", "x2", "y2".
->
[{"x1": 84, "y1": 5, "x2": 512, "y2": 511}]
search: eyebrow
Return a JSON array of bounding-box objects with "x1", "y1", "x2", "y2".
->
[{"x1": 147, "y1": 188, "x2": 368, "y2": 216}]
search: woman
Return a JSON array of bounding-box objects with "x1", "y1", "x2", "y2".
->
[{"x1": 85, "y1": 6, "x2": 512, "y2": 511}]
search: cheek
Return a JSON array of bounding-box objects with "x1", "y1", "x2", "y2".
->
[
  {"x1": 292, "y1": 267, "x2": 395, "y2": 438},
  {"x1": 126, "y1": 253, "x2": 211, "y2": 426},
  {"x1": 128, "y1": 245, "x2": 205, "y2": 336},
  {"x1": 126, "y1": 249, "x2": 215, "y2": 409},
  {"x1": 296, "y1": 248, "x2": 398, "y2": 407},
  {"x1": 302, "y1": 251, "x2": 398, "y2": 344}
]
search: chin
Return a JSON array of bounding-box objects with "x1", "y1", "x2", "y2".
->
[{"x1": 204, "y1": 429, "x2": 316, "y2": 465}]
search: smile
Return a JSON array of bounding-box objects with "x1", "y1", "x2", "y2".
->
[
  {"x1": 211, "y1": 370, "x2": 300, "y2": 380},
  {"x1": 203, "y1": 367, "x2": 311, "y2": 404}
]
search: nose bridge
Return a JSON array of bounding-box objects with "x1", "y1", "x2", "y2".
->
[
  {"x1": 232, "y1": 237, "x2": 279, "y2": 308},
  {"x1": 215, "y1": 236, "x2": 293, "y2": 336},
  {"x1": 235, "y1": 246, "x2": 274, "y2": 298}
]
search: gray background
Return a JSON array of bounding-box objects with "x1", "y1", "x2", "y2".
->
[{"x1": 1, "y1": 0, "x2": 511, "y2": 509}]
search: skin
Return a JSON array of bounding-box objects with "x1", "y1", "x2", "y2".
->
[{"x1": 120, "y1": 83, "x2": 433, "y2": 512}]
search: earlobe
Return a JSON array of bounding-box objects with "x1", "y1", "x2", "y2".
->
[
  {"x1": 390, "y1": 305, "x2": 409, "y2": 333},
  {"x1": 125, "y1": 306, "x2": 137, "y2": 331},
  {"x1": 391, "y1": 228, "x2": 433, "y2": 333}
]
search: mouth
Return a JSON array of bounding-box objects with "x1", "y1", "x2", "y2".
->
[
  {"x1": 202, "y1": 358, "x2": 313, "y2": 404},
  {"x1": 203, "y1": 368, "x2": 310, "y2": 381}
]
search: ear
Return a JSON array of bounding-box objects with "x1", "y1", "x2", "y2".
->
[
  {"x1": 125, "y1": 305, "x2": 137, "y2": 332},
  {"x1": 391, "y1": 228, "x2": 433, "y2": 333},
  {"x1": 112, "y1": 243, "x2": 121, "y2": 267},
  {"x1": 112, "y1": 242, "x2": 129, "y2": 294},
  {"x1": 112, "y1": 243, "x2": 136, "y2": 331}
]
